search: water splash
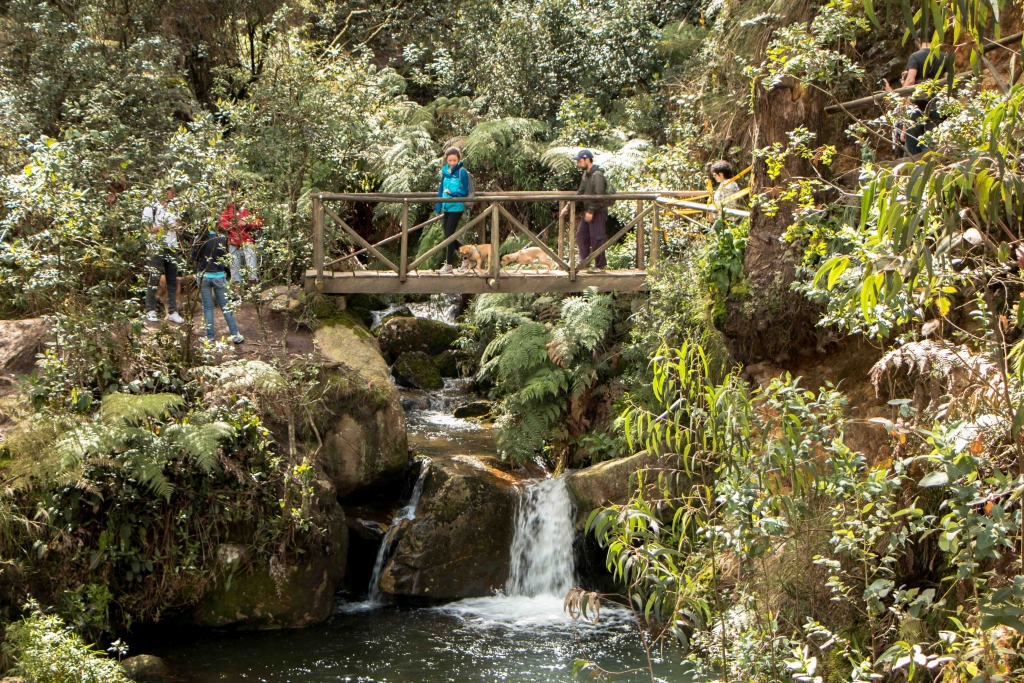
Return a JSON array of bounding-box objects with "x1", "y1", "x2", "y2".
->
[
  {"x1": 507, "y1": 476, "x2": 576, "y2": 598},
  {"x1": 367, "y1": 459, "x2": 431, "y2": 605}
]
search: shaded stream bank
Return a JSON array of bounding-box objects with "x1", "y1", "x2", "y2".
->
[{"x1": 140, "y1": 387, "x2": 694, "y2": 681}]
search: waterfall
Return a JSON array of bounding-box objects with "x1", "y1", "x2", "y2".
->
[
  {"x1": 368, "y1": 459, "x2": 431, "y2": 604},
  {"x1": 506, "y1": 476, "x2": 576, "y2": 598}
]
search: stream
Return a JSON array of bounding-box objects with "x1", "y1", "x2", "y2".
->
[{"x1": 142, "y1": 299, "x2": 694, "y2": 682}]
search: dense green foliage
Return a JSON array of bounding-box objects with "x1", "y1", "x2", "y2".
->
[{"x1": 3, "y1": 606, "x2": 130, "y2": 682}]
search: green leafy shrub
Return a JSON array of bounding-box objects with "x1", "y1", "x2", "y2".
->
[{"x1": 3, "y1": 606, "x2": 130, "y2": 683}]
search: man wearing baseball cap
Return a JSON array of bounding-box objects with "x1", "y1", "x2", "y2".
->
[{"x1": 559, "y1": 149, "x2": 610, "y2": 270}]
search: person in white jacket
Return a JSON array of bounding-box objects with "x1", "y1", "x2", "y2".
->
[{"x1": 143, "y1": 185, "x2": 183, "y2": 323}]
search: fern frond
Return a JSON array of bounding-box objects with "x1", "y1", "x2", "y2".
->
[{"x1": 100, "y1": 393, "x2": 183, "y2": 426}]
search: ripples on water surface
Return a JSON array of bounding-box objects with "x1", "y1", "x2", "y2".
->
[{"x1": 151, "y1": 595, "x2": 693, "y2": 682}]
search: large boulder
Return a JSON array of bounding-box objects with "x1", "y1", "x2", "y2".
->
[
  {"x1": 120, "y1": 655, "x2": 181, "y2": 682},
  {"x1": 0, "y1": 319, "x2": 45, "y2": 377},
  {"x1": 376, "y1": 317, "x2": 459, "y2": 361},
  {"x1": 392, "y1": 351, "x2": 443, "y2": 390},
  {"x1": 194, "y1": 555, "x2": 334, "y2": 629},
  {"x1": 315, "y1": 320, "x2": 408, "y2": 497},
  {"x1": 566, "y1": 452, "x2": 685, "y2": 528},
  {"x1": 378, "y1": 455, "x2": 520, "y2": 599}
]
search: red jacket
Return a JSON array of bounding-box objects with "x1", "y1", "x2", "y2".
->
[{"x1": 219, "y1": 203, "x2": 263, "y2": 246}]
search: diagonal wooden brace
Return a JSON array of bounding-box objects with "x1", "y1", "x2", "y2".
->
[
  {"x1": 578, "y1": 203, "x2": 655, "y2": 269},
  {"x1": 407, "y1": 205, "x2": 494, "y2": 272},
  {"x1": 496, "y1": 205, "x2": 571, "y2": 272},
  {"x1": 323, "y1": 204, "x2": 399, "y2": 273}
]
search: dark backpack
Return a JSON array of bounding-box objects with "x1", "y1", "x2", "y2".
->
[{"x1": 464, "y1": 169, "x2": 477, "y2": 198}]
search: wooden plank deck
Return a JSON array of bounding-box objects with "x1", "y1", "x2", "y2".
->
[{"x1": 304, "y1": 268, "x2": 648, "y2": 294}]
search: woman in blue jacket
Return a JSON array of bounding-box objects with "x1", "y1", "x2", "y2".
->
[{"x1": 435, "y1": 147, "x2": 470, "y2": 273}]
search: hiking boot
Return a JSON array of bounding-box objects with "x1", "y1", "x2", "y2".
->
[
  {"x1": 145, "y1": 311, "x2": 159, "y2": 322},
  {"x1": 231, "y1": 334, "x2": 245, "y2": 344},
  {"x1": 167, "y1": 312, "x2": 184, "y2": 324},
  {"x1": 455, "y1": 262, "x2": 469, "y2": 274},
  {"x1": 439, "y1": 263, "x2": 453, "y2": 274}
]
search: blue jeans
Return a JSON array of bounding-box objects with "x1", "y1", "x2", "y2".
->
[{"x1": 199, "y1": 276, "x2": 239, "y2": 340}]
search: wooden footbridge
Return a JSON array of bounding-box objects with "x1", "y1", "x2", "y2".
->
[{"x1": 306, "y1": 191, "x2": 748, "y2": 294}]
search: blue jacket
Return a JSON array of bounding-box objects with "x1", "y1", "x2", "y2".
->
[{"x1": 436, "y1": 161, "x2": 469, "y2": 214}]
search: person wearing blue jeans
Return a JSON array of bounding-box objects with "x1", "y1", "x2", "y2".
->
[{"x1": 191, "y1": 229, "x2": 244, "y2": 343}]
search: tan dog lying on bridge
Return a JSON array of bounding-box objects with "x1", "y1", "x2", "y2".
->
[
  {"x1": 457, "y1": 244, "x2": 492, "y2": 273},
  {"x1": 501, "y1": 247, "x2": 557, "y2": 273}
]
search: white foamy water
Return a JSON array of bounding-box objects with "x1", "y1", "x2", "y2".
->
[{"x1": 507, "y1": 476, "x2": 576, "y2": 598}]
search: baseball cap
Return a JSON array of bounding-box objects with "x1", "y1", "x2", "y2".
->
[{"x1": 573, "y1": 149, "x2": 594, "y2": 161}]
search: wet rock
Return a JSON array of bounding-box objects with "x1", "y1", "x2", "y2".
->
[
  {"x1": 377, "y1": 317, "x2": 459, "y2": 361},
  {"x1": 194, "y1": 555, "x2": 334, "y2": 629},
  {"x1": 315, "y1": 321, "x2": 408, "y2": 497},
  {"x1": 372, "y1": 305, "x2": 413, "y2": 331},
  {"x1": 400, "y1": 395, "x2": 431, "y2": 411},
  {"x1": 378, "y1": 455, "x2": 520, "y2": 599},
  {"x1": 392, "y1": 351, "x2": 443, "y2": 390},
  {"x1": 346, "y1": 294, "x2": 388, "y2": 328},
  {"x1": 0, "y1": 318, "x2": 46, "y2": 376},
  {"x1": 566, "y1": 452, "x2": 684, "y2": 529},
  {"x1": 433, "y1": 349, "x2": 460, "y2": 378},
  {"x1": 120, "y1": 654, "x2": 180, "y2": 682},
  {"x1": 452, "y1": 401, "x2": 491, "y2": 419}
]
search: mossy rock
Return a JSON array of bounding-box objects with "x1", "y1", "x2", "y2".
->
[
  {"x1": 373, "y1": 305, "x2": 413, "y2": 332},
  {"x1": 347, "y1": 294, "x2": 388, "y2": 328},
  {"x1": 565, "y1": 452, "x2": 685, "y2": 529},
  {"x1": 377, "y1": 317, "x2": 459, "y2": 361},
  {"x1": 378, "y1": 455, "x2": 520, "y2": 599},
  {"x1": 314, "y1": 322, "x2": 409, "y2": 497},
  {"x1": 392, "y1": 351, "x2": 443, "y2": 390},
  {"x1": 433, "y1": 349, "x2": 460, "y2": 378},
  {"x1": 120, "y1": 655, "x2": 176, "y2": 682},
  {"x1": 194, "y1": 556, "x2": 334, "y2": 629},
  {"x1": 453, "y1": 401, "x2": 491, "y2": 419}
]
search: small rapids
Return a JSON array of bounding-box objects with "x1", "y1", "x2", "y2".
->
[{"x1": 366, "y1": 459, "x2": 431, "y2": 605}]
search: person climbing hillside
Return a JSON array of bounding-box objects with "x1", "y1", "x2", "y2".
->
[
  {"x1": 884, "y1": 38, "x2": 952, "y2": 155},
  {"x1": 435, "y1": 147, "x2": 471, "y2": 274},
  {"x1": 559, "y1": 149, "x2": 611, "y2": 271},
  {"x1": 143, "y1": 185, "x2": 184, "y2": 324},
  {"x1": 219, "y1": 180, "x2": 263, "y2": 293},
  {"x1": 191, "y1": 226, "x2": 244, "y2": 344}
]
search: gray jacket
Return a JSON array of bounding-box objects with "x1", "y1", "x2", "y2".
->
[{"x1": 576, "y1": 165, "x2": 610, "y2": 213}]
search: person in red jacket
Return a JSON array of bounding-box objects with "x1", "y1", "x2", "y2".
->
[{"x1": 219, "y1": 181, "x2": 263, "y2": 293}]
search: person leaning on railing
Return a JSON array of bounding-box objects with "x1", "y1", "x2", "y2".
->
[
  {"x1": 435, "y1": 147, "x2": 471, "y2": 273},
  {"x1": 559, "y1": 149, "x2": 611, "y2": 272}
]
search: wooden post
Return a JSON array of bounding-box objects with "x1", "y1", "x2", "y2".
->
[
  {"x1": 313, "y1": 196, "x2": 324, "y2": 291},
  {"x1": 635, "y1": 199, "x2": 645, "y2": 271},
  {"x1": 399, "y1": 200, "x2": 409, "y2": 282},
  {"x1": 490, "y1": 201, "x2": 500, "y2": 282},
  {"x1": 557, "y1": 200, "x2": 565, "y2": 260},
  {"x1": 568, "y1": 202, "x2": 576, "y2": 281},
  {"x1": 650, "y1": 203, "x2": 661, "y2": 266}
]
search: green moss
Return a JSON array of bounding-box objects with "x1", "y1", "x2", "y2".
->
[
  {"x1": 392, "y1": 351, "x2": 443, "y2": 390},
  {"x1": 316, "y1": 309, "x2": 372, "y2": 339}
]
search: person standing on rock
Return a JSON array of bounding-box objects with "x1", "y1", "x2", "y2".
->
[
  {"x1": 143, "y1": 185, "x2": 184, "y2": 324},
  {"x1": 435, "y1": 147, "x2": 471, "y2": 274},
  {"x1": 191, "y1": 226, "x2": 244, "y2": 344},
  {"x1": 219, "y1": 180, "x2": 263, "y2": 294},
  {"x1": 559, "y1": 149, "x2": 610, "y2": 271}
]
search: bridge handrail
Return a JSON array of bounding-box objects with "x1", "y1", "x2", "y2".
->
[{"x1": 310, "y1": 191, "x2": 721, "y2": 292}]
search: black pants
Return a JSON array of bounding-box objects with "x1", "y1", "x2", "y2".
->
[
  {"x1": 905, "y1": 100, "x2": 941, "y2": 156},
  {"x1": 442, "y1": 211, "x2": 464, "y2": 266},
  {"x1": 145, "y1": 248, "x2": 178, "y2": 313}
]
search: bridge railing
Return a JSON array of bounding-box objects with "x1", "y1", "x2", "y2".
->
[{"x1": 310, "y1": 191, "x2": 713, "y2": 291}]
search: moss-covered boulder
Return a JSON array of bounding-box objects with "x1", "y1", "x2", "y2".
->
[
  {"x1": 120, "y1": 655, "x2": 178, "y2": 682},
  {"x1": 565, "y1": 452, "x2": 684, "y2": 529},
  {"x1": 194, "y1": 555, "x2": 335, "y2": 629},
  {"x1": 433, "y1": 349, "x2": 460, "y2": 378},
  {"x1": 346, "y1": 294, "x2": 388, "y2": 328},
  {"x1": 314, "y1": 320, "x2": 408, "y2": 498},
  {"x1": 392, "y1": 351, "x2": 443, "y2": 390},
  {"x1": 376, "y1": 317, "x2": 459, "y2": 361},
  {"x1": 378, "y1": 455, "x2": 520, "y2": 599}
]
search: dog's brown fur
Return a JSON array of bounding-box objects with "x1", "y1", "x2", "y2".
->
[
  {"x1": 501, "y1": 247, "x2": 557, "y2": 273},
  {"x1": 457, "y1": 244, "x2": 492, "y2": 273},
  {"x1": 156, "y1": 273, "x2": 196, "y2": 314}
]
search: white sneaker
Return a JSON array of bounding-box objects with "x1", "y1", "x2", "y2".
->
[
  {"x1": 167, "y1": 312, "x2": 184, "y2": 324},
  {"x1": 231, "y1": 334, "x2": 245, "y2": 344},
  {"x1": 439, "y1": 263, "x2": 453, "y2": 274},
  {"x1": 145, "y1": 311, "x2": 159, "y2": 322},
  {"x1": 455, "y1": 262, "x2": 469, "y2": 273}
]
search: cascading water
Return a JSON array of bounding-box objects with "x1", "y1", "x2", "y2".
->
[
  {"x1": 507, "y1": 476, "x2": 576, "y2": 597},
  {"x1": 366, "y1": 458, "x2": 431, "y2": 605}
]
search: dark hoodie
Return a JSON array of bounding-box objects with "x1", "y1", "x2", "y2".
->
[
  {"x1": 576, "y1": 164, "x2": 610, "y2": 213},
  {"x1": 191, "y1": 231, "x2": 229, "y2": 276}
]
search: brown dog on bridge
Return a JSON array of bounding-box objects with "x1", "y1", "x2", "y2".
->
[{"x1": 457, "y1": 244, "x2": 492, "y2": 273}]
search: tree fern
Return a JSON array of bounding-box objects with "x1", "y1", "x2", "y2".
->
[{"x1": 55, "y1": 393, "x2": 234, "y2": 500}]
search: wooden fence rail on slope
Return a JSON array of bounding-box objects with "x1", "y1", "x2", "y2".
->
[{"x1": 306, "y1": 191, "x2": 735, "y2": 295}]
